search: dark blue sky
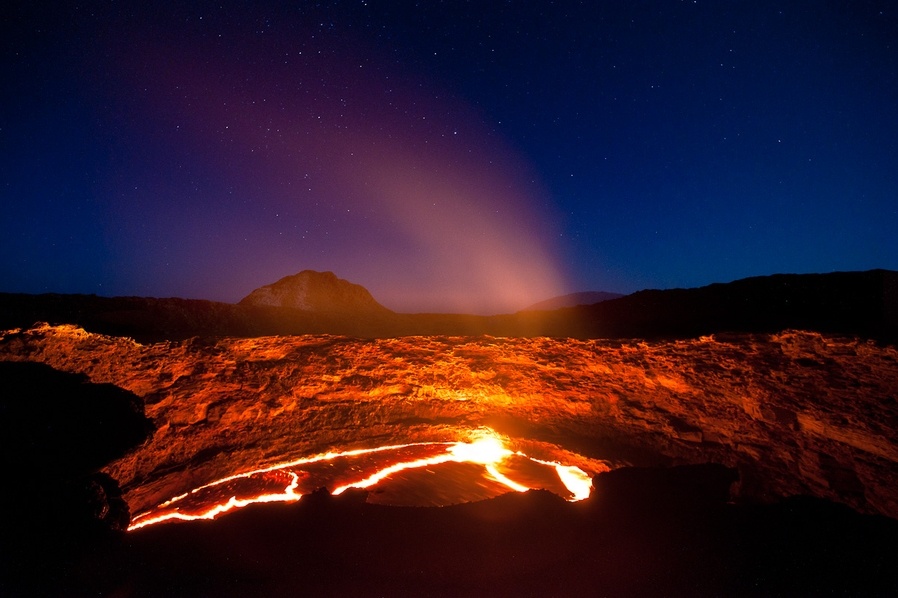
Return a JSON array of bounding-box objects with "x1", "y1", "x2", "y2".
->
[{"x1": 3, "y1": 1, "x2": 896, "y2": 313}]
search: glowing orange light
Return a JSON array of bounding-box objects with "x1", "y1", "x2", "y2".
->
[
  {"x1": 553, "y1": 464, "x2": 594, "y2": 501},
  {"x1": 128, "y1": 472, "x2": 302, "y2": 530},
  {"x1": 449, "y1": 434, "x2": 510, "y2": 464},
  {"x1": 128, "y1": 428, "x2": 594, "y2": 531},
  {"x1": 332, "y1": 431, "x2": 520, "y2": 495},
  {"x1": 331, "y1": 453, "x2": 456, "y2": 495},
  {"x1": 485, "y1": 464, "x2": 530, "y2": 492}
]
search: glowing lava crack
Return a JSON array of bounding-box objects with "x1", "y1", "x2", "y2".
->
[{"x1": 129, "y1": 429, "x2": 593, "y2": 531}]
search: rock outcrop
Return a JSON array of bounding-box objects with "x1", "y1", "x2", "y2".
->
[
  {"x1": 0, "y1": 360, "x2": 153, "y2": 594},
  {"x1": 239, "y1": 270, "x2": 391, "y2": 313},
  {"x1": 0, "y1": 360, "x2": 153, "y2": 479}
]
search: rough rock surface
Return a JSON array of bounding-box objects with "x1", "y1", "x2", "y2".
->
[
  {"x1": 238, "y1": 270, "x2": 391, "y2": 313},
  {"x1": 2, "y1": 324, "x2": 897, "y2": 522}
]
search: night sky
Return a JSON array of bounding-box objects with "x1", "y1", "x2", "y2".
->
[{"x1": 3, "y1": 1, "x2": 896, "y2": 314}]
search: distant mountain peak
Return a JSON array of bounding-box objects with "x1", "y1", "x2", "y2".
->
[
  {"x1": 523, "y1": 291, "x2": 625, "y2": 312},
  {"x1": 238, "y1": 270, "x2": 391, "y2": 313}
]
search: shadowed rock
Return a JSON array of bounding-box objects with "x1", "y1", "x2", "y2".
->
[
  {"x1": 0, "y1": 361, "x2": 153, "y2": 477},
  {"x1": 591, "y1": 463, "x2": 739, "y2": 514},
  {"x1": 0, "y1": 362, "x2": 153, "y2": 594}
]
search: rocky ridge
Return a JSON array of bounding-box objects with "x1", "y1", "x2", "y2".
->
[{"x1": 1, "y1": 269, "x2": 894, "y2": 343}]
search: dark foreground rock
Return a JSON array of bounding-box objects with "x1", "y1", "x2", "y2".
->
[
  {"x1": 40, "y1": 465, "x2": 898, "y2": 597},
  {"x1": 0, "y1": 362, "x2": 153, "y2": 596},
  {"x1": 0, "y1": 362, "x2": 153, "y2": 478}
]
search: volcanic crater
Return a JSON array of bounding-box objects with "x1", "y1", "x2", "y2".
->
[
  {"x1": 4, "y1": 322, "x2": 897, "y2": 522},
  {"x1": 2, "y1": 269, "x2": 898, "y2": 596}
]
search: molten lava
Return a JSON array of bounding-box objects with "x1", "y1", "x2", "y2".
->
[{"x1": 129, "y1": 428, "x2": 593, "y2": 531}]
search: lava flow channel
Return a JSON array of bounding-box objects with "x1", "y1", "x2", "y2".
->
[{"x1": 128, "y1": 429, "x2": 594, "y2": 531}]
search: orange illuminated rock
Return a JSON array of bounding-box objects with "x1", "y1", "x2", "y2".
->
[
  {"x1": 1, "y1": 324, "x2": 897, "y2": 521},
  {"x1": 238, "y1": 270, "x2": 392, "y2": 314}
]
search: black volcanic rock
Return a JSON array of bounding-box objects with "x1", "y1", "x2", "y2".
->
[
  {"x1": 0, "y1": 362, "x2": 153, "y2": 595},
  {"x1": 523, "y1": 290, "x2": 624, "y2": 311},
  {"x1": 590, "y1": 463, "x2": 739, "y2": 515},
  {"x1": 74, "y1": 472, "x2": 132, "y2": 532},
  {"x1": 0, "y1": 361, "x2": 153, "y2": 477},
  {"x1": 239, "y1": 270, "x2": 391, "y2": 314}
]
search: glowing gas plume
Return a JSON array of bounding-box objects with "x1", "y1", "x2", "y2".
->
[
  {"x1": 128, "y1": 429, "x2": 593, "y2": 531},
  {"x1": 123, "y1": 31, "x2": 569, "y2": 312}
]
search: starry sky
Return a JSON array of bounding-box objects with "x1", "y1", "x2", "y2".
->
[{"x1": 2, "y1": 1, "x2": 896, "y2": 314}]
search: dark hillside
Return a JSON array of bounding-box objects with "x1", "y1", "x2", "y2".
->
[{"x1": 0, "y1": 270, "x2": 894, "y2": 343}]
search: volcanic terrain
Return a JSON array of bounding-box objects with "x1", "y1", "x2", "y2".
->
[{"x1": 1, "y1": 269, "x2": 897, "y2": 596}]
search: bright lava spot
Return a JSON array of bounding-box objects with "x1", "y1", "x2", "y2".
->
[
  {"x1": 128, "y1": 472, "x2": 303, "y2": 530},
  {"x1": 553, "y1": 464, "x2": 594, "y2": 501},
  {"x1": 485, "y1": 464, "x2": 531, "y2": 493},
  {"x1": 448, "y1": 434, "x2": 511, "y2": 464},
  {"x1": 128, "y1": 428, "x2": 594, "y2": 531}
]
